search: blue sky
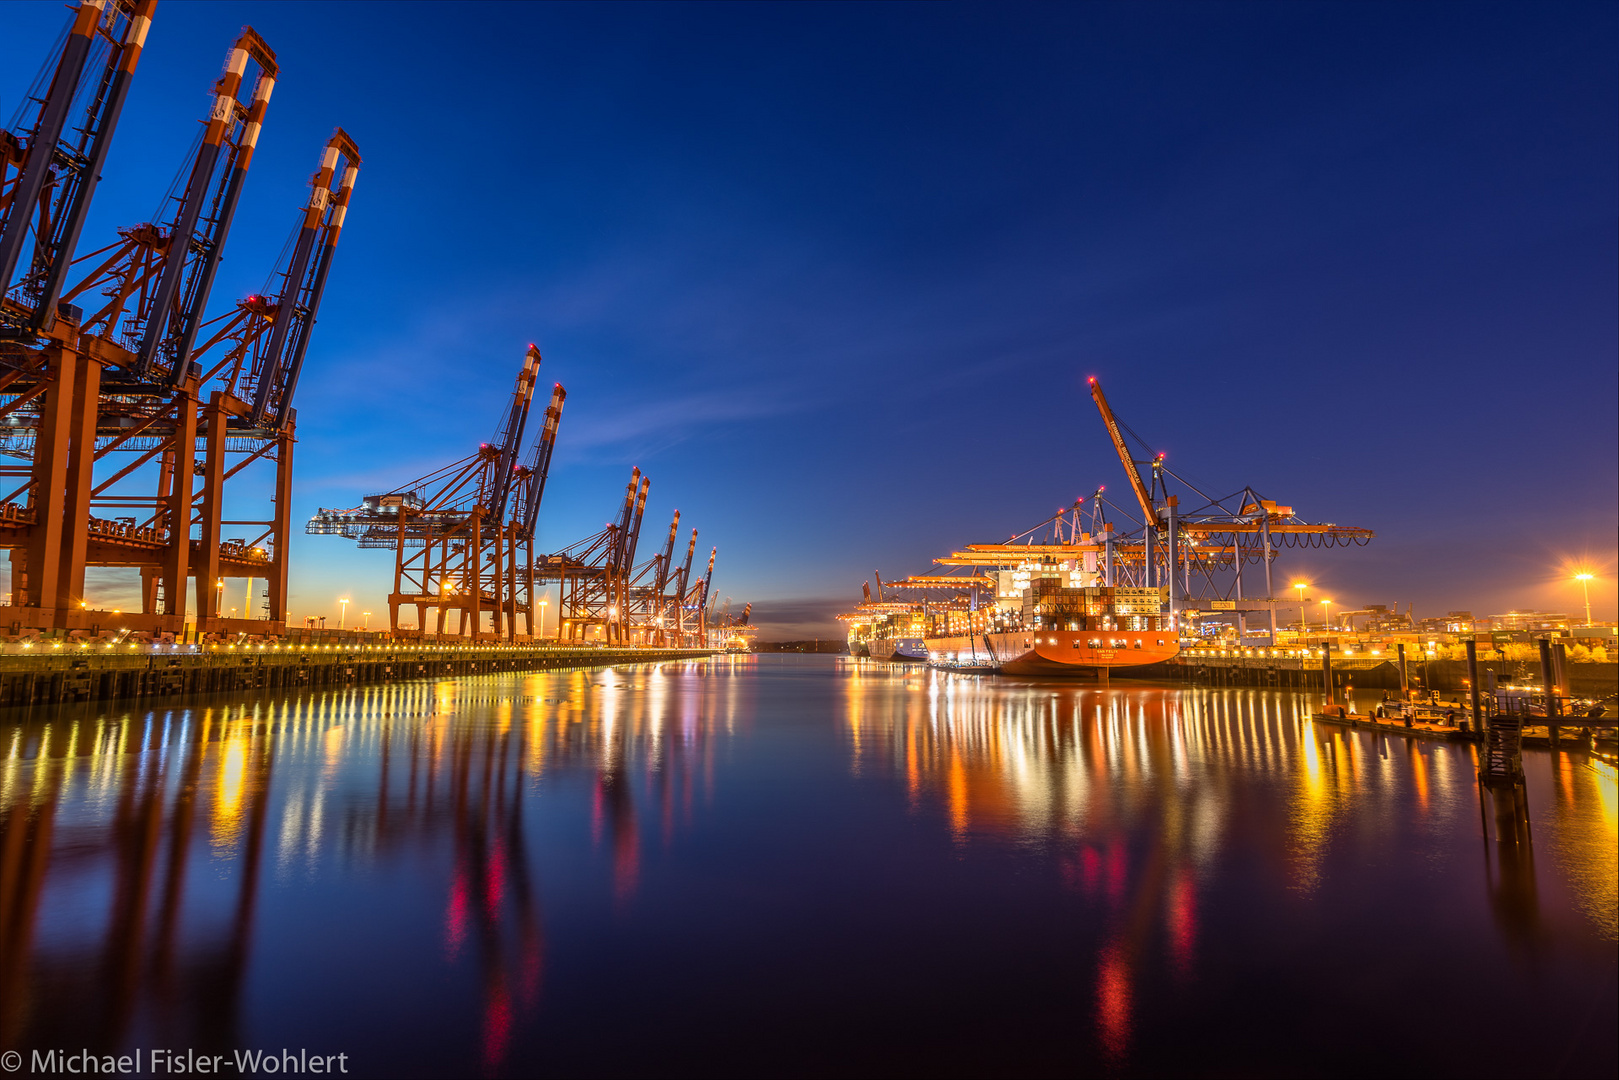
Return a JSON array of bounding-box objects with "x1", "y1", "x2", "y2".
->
[{"x1": 5, "y1": 1, "x2": 1615, "y2": 635}]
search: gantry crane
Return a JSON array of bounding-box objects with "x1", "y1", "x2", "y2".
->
[
  {"x1": 1082, "y1": 377, "x2": 1372, "y2": 638},
  {"x1": 505, "y1": 381, "x2": 566, "y2": 634},
  {"x1": 671, "y1": 526, "x2": 699, "y2": 643},
  {"x1": 1, "y1": 1, "x2": 155, "y2": 338},
  {"x1": 102, "y1": 130, "x2": 359, "y2": 631},
  {"x1": 308, "y1": 347, "x2": 558, "y2": 641},
  {"x1": 3, "y1": 10, "x2": 353, "y2": 639},
  {"x1": 706, "y1": 597, "x2": 755, "y2": 650},
  {"x1": 538, "y1": 467, "x2": 650, "y2": 644},
  {"x1": 623, "y1": 510, "x2": 683, "y2": 644},
  {"x1": 1, "y1": 1, "x2": 158, "y2": 629}
]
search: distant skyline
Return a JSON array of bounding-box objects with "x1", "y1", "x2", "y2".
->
[{"x1": 4, "y1": 1, "x2": 1615, "y2": 637}]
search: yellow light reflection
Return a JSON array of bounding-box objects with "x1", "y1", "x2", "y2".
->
[{"x1": 211, "y1": 732, "x2": 250, "y2": 852}]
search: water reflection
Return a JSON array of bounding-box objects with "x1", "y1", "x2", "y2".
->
[
  {"x1": 836, "y1": 659, "x2": 1617, "y2": 1067},
  {"x1": 0, "y1": 655, "x2": 1612, "y2": 1078},
  {"x1": 0, "y1": 658, "x2": 748, "y2": 1070}
]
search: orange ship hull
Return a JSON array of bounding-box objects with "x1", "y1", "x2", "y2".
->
[{"x1": 926, "y1": 629, "x2": 1179, "y2": 675}]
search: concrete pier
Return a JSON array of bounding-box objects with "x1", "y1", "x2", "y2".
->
[{"x1": 0, "y1": 642, "x2": 718, "y2": 708}]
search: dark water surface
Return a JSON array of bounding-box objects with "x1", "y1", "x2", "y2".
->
[{"x1": 2, "y1": 655, "x2": 1614, "y2": 1078}]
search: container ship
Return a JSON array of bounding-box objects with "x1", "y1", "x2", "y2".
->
[
  {"x1": 839, "y1": 578, "x2": 928, "y2": 661},
  {"x1": 847, "y1": 375, "x2": 1374, "y2": 677},
  {"x1": 881, "y1": 555, "x2": 1178, "y2": 676},
  {"x1": 924, "y1": 575, "x2": 1177, "y2": 675}
]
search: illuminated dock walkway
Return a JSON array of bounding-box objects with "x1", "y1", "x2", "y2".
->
[{"x1": 0, "y1": 642, "x2": 718, "y2": 708}]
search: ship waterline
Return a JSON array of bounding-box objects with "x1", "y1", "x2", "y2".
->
[
  {"x1": 925, "y1": 627, "x2": 1180, "y2": 674},
  {"x1": 868, "y1": 634, "x2": 927, "y2": 662}
]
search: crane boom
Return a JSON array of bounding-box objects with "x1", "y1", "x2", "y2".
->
[
  {"x1": 0, "y1": 0, "x2": 156, "y2": 335},
  {"x1": 1088, "y1": 377, "x2": 1158, "y2": 525},
  {"x1": 609, "y1": 468, "x2": 640, "y2": 574},
  {"x1": 653, "y1": 511, "x2": 680, "y2": 596},
  {"x1": 485, "y1": 345, "x2": 540, "y2": 520},
  {"x1": 136, "y1": 28, "x2": 279, "y2": 385},
  {"x1": 700, "y1": 547, "x2": 716, "y2": 616},
  {"x1": 248, "y1": 129, "x2": 361, "y2": 427},
  {"x1": 623, "y1": 475, "x2": 650, "y2": 570},
  {"x1": 676, "y1": 527, "x2": 697, "y2": 630},
  {"x1": 516, "y1": 383, "x2": 565, "y2": 539}
]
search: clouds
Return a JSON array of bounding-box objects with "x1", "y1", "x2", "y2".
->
[
  {"x1": 6, "y1": 2, "x2": 1613, "y2": 629},
  {"x1": 554, "y1": 384, "x2": 809, "y2": 458},
  {"x1": 745, "y1": 596, "x2": 853, "y2": 641}
]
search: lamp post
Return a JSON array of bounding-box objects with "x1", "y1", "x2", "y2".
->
[
  {"x1": 362, "y1": 611, "x2": 372, "y2": 630},
  {"x1": 539, "y1": 597, "x2": 548, "y2": 641},
  {"x1": 1575, "y1": 573, "x2": 1593, "y2": 626},
  {"x1": 1320, "y1": 599, "x2": 1334, "y2": 632},
  {"x1": 1293, "y1": 582, "x2": 1307, "y2": 634},
  {"x1": 338, "y1": 598, "x2": 350, "y2": 629}
]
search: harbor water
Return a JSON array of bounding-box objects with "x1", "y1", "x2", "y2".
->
[{"x1": 2, "y1": 655, "x2": 1614, "y2": 1077}]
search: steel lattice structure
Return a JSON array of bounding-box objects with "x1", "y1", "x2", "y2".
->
[
  {"x1": 307, "y1": 349, "x2": 564, "y2": 641},
  {"x1": 1, "y1": 4, "x2": 359, "y2": 639},
  {"x1": 857, "y1": 379, "x2": 1376, "y2": 646}
]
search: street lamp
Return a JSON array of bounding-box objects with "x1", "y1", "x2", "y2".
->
[
  {"x1": 1293, "y1": 582, "x2": 1308, "y2": 633},
  {"x1": 1320, "y1": 599, "x2": 1334, "y2": 632},
  {"x1": 1575, "y1": 573, "x2": 1593, "y2": 626},
  {"x1": 539, "y1": 597, "x2": 548, "y2": 641},
  {"x1": 362, "y1": 611, "x2": 372, "y2": 630},
  {"x1": 338, "y1": 598, "x2": 350, "y2": 629}
]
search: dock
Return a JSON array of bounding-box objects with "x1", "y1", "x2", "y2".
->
[
  {"x1": 1310, "y1": 708, "x2": 1479, "y2": 742},
  {"x1": 0, "y1": 642, "x2": 718, "y2": 709}
]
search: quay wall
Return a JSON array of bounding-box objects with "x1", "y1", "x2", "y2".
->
[
  {"x1": 0, "y1": 644, "x2": 719, "y2": 710},
  {"x1": 1121, "y1": 654, "x2": 1617, "y2": 697}
]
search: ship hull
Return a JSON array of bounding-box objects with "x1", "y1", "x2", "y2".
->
[
  {"x1": 870, "y1": 635, "x2": 928, "y2": 662},
  {"x1": 925, "y1": 629, "x2": 1178, "y2": 675}
]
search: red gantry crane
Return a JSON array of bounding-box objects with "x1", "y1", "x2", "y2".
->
[
  {"x1": 3, "y1": 11, "x2": 356, "y2": 640},
  {"x1": 538, "y1": 467, "x2": 649, "y2": 644},
  {"x1": 308, "y1": 347, "x2": 557, "y2": 641}
]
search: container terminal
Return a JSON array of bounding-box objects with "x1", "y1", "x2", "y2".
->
[
  {"x1": 842, "y1": 377, "x2": 1615, "y2": 760},
  {"x1": 843, "y1": 377, "x2": 1375, "y2": 677},
  {"x1": 0, "y1": 4, "x2": 748, "y2": 679}
]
